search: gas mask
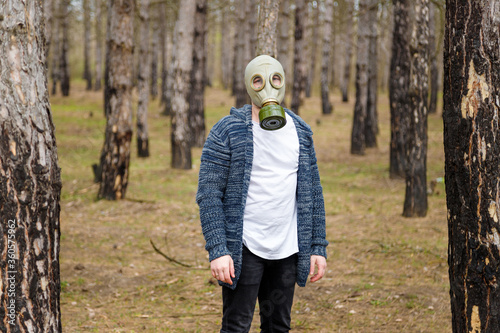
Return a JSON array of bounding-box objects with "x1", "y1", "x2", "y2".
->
[{"x1": 245, "y1": 55, "x2": 286, "y2": 130}]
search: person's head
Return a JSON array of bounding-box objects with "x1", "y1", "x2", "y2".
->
[{"x1": 244, "y1": 55, "x2": 287, "y2": 130}]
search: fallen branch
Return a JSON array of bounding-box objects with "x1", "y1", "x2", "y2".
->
[{"x1": 150, "y1": 238, "x2": 193, "y2": 268}]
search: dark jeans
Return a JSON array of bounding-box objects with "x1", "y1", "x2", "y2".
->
[{"x1": 221, "y1": 246, "x2": 297, "y2": 333}]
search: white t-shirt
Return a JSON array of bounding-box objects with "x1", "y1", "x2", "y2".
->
[{"x1": 243, "y1": 113, "x2": 300, "y2": 260}]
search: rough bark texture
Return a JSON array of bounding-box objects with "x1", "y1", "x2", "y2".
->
[
  {"x1": 98, "y1": 0, "x2": 135, "y2": 200},
  {"x1": 83, "y1": 0, "x2": 93, "y2": 90},
  {"x1": 189, "y1": 0, "x2": 207, "y2": 148},
  {"x1": 428, "y1": 1, "x2": 438, "y2": 114},
  {"x1": 137, "y1": 0, "x2": 150, "y2": 158},
  {"x1": 171, "y1": 0, "x2": 197, "y2": 169},
  {"x1": 59, "y1": 0, "x2": 70, "y2": 96},
  {"x1": 150, "y1": 8, "x2": 159, "y2": 100},
  {"x1": 389, "y1": 0, "x2": 410, "y2": 178},
  {"x1": 44, "y1": 0, "x2": 54, "y2": 64},
  {"x1": 290, "y1": 0, "x2": 306, "y2": 114},
  {"x1": 256, "y1": 0, "x2": 280, "y2": 57},
  {"x1": 365, "y1": 0, "x2": 378, "y2": 148},
  {"x1": 341, "y1": 0, "x2": 354, "y2": 102},
  {"x1": 0, "y1": 1, "x2": 62, "y2": 331},
  {"x1": 403, "y1": 0, "x2": 428, "y2": 218},
  {"x1": 350, "y1": 0, "x2": 369, "y2": 155},
  {"x1": 305, "y1": 4, "x2": 318, "y2": 99},
  {"x1": 444, "y1": 1, "x2": 500, "y2": 332},
  {"x1": 320, "y1": 0, "x2": 333, "y2": 115},
  {"x1": 94, "y1": 0, "x2": 103, "y2": 91}
]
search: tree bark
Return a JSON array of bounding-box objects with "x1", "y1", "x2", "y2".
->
[
  {"x1": 365, "y1": 0, "x2": 378, "y2": 148},
  {"x1": 150, "y1": 8, "x2": 160, "y2": 100},
  {"x1": 171, "y1": 0, "x2": 197, "y2": 169},
  {"x1": 320, "y1": 0, "x2": 333, "y2": 115},
  {"x1": 83, "y1": 0, "x2": 93, "y2": 91},
  {"x1": 137, "y1": 0, "x2": 151, "y2": 158},
  {"x1": 350, "y1": 0, "x2": 369, "y2": 155},
  {"x1": 389, "y1": 0, "x2": 410, "y2": 178},
  {"x1": 44, "y1": 0, "x2": 54, "y2": 64},
  {"x1": 305, "y1": 3, "x2": 318, "y2": 98},
  {"x1": 428, "y1": 1, "x2": 438, "y2": 114},
  {"x1": 94, "y1": 0, "x2": 103, "y2": 91},
  {"x1": 59, "y1": 0, "x2": 70, "y2": 96},
  {"x1": 278, "y1": 0, "x2": 290, "y2": 87},
  {"x1": 233, "y1": 0, "x2": 251, "y2": 107},
  {"x1": 221, "y1": 0, "x2": 235, "y2": 90},
  {"x1": 290, "y1": 0, "x2": 307, "y2": 114},
  {"x1": 0, "y1": 1, "x2": 62, "y2": 331},
  {"x1": 189, "y1": 0, "x2": 207, "y2": 148},
  {"x1": 341, "y1": 0, "x2": 354, "y2": 102},
  {"x1": 444, "y1": 1, "x2": 500, "y2": 332},
  {"x1": 160, "y1": 1, "x2": 168, "y2": 104},
  {"x1": 403, "y1": 0, "x2": 428, "y2": 218},
  {"x1": 98, "y1": 0, "x2": 135, "y2": 200},
  {"x1": 256, "y1": 0, "x2": 280, "y2": 57}
]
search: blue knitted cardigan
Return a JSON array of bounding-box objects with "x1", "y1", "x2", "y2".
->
[{"x1": 196, "y1": 104, "x2": 328, "y2": 289}]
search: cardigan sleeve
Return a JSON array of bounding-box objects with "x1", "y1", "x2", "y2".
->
[
  {"x1": 196, "y1": 120, "x2": 232, "y2": 262},
  {"x1": 310, "y1": 141, "x2": 329, "y2": 258}
]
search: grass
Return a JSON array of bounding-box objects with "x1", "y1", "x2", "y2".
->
[{"x1": 55, "y1": 81, "x2": 451, "y2": 332}]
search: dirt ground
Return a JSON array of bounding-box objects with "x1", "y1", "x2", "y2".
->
[{"x1": 54, "y1": 82, "x2": 451, "y2": 332}]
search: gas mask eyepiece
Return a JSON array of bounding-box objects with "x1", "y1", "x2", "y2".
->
[{"x1": 245, "y1": 55, "x2": 287, "y2": 131}]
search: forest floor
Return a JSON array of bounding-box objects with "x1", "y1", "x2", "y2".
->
[{"x1": 53, "y1": 81, "x2": 451, "y2": 332}]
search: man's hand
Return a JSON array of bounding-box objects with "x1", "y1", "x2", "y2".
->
[
  {"x1": 310, "y1": 255, "x2": 327, "y2": 283},
  {"x1": 211, "y1": 255, "x2": 235, "y2": 285}
]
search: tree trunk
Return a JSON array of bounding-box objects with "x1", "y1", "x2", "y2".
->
[
  {"x1": 190, "y1": 0, "x2": 207, "y2": 148},
  {"x1": 350, "y1": 0, "x2": 369, "y2": 155},
  {"x1": 51, "y1": 0, "x2": 61, "y2": 95},
  {"x1": 428, "y1": 1, "x2": 438, "y2": 114},
  {"x1": 171, "y1": 0, "x2": 197, "y2": 169},
  {"x1": 94, "y1": 0, "x2": 103, "y2": 91},
  {"x1": 320, "y1": 0, "x2": 333, "y2": 115},
  {"x1": 0, "y1": 1, "x2": 62, "y2": 331},
  {"x1": 83, "y1": 0, "x2": 93, "y2": 91},
  {"x1": 365, "y1": 0, "x2": 378, "y2": 148},
  {"x1": 305, "y1": 3, "x2": 318, "y2": 98},
  {"x1": 256, "y1": 0, "x2": 280, "y2": 57},
  {"x1": 44, "y1": 0, "x2": 54, "y2": 64},
  {"x1": 137, "y1": 0, "x2": 151, "y2": 158},
  {"x1": 278, "y1": 0, "x2": 290, "y2": 90},
  {"x1": 60, "y1": 0, "x2": 70, "y2": 96},
  {"x1": 98, "y1": 0, "x2": 135, "y2": 200},
  {"x1": 234, "y1": 0, "x2": 251, "y2": 107},
  {"x1": 389, "y1": 0, "x2": 410, "y2": 178},
  {"x1": 403, "y1": 0, "x2": 428, "y2": 218},
  {"x1": 444, "y1": 1, "x2": 500, "y2": 331},
  {"x1": 150, "y1": 8, "x2": 160, "y2": 100},
  {"x1": 290, "y1": 0, "x2": 307, "y2": 114},
  {"x1": 221, "y1": 1, "x2": 235, "y2": 90},
  {"x1": 341, "y1": 0, "x2": 354, "y2": 102},
  {"x1": 160, "y1": 1, "x2": 168, "y2": 104}
]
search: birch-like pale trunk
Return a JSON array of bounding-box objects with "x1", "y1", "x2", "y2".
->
[
  {"x1": 137, "y1": 0, "x2": 151, "y2": 157},
  {"x1": 94, "y1": 0, "x2": 103, "y2": 91},
  {"x1": 350, "y1": 0, "x2": 369, "y2": 155},
  {"x1": 0, "y1": 1, "x2": 62, "y2": 331},
  {"x1": 320, "y1": 0, "x2": 333, "y2": 115},
  {"x1": 256, "y1": 0, "x2": 280, "y2": 57},
  {"x1": 171, "y1": 0, "x2": 197, "y2": 169}
]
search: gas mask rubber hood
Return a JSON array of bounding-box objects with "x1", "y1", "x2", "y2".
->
[{"x1": 245, "y1": 55, "x2": 287, "y2": 130}]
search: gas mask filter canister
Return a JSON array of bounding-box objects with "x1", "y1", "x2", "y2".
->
[{"x1": 244, "y1": 55, "x2": 286, "y2": 131}]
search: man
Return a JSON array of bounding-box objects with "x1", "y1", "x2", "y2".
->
[{"x1": 196, "y1": 55, "x2": 328, "y2": 333}]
